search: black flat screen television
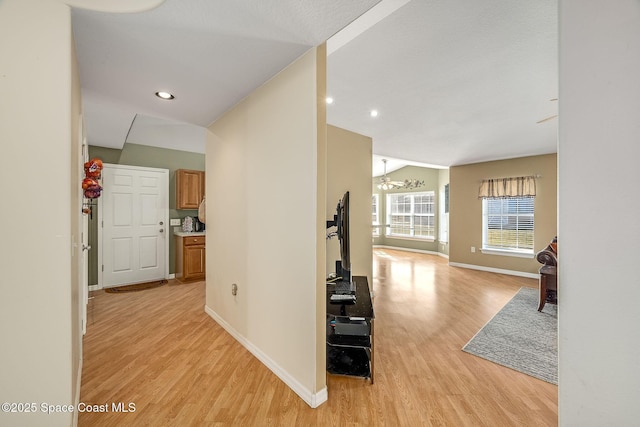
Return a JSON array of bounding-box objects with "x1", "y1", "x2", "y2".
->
[{"x1": 335, "y1": 191, "x2": 351, "y2": 285}]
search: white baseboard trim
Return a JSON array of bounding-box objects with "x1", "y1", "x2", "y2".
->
[
  {"x1": 448, "y1": 262, "x2": 539, "y2": 279},
  {"x1": 312, "y1": 386, "x2": 328, "y2": 408},
  {"x1": 204, "y1": 305, "x2": 328, "y2": 408},
  {"x1": 373, "y1": 245, "x2": 449, "y2": 259}
]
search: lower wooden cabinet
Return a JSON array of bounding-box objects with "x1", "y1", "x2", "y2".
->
[{"x1": 175, "y1": 235, "x2": 205, "y2": 281}]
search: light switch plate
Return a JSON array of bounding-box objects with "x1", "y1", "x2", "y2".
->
[{"x1": 170, "y1": 218, "x2": 181, "y2": 226}]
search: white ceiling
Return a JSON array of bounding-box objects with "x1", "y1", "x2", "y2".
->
[{"x1": 71, "y1": 0, "x2": 557, "y2": 170}]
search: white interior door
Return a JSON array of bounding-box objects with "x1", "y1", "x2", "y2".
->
[
  {"x1": 81, "y1": 209, "x2": 90, "y2": 334},
  {"x1": 101, "y1": 164, "x2": 169, "y2": 287}
]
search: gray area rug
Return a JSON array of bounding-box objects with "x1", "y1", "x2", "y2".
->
[{"x1": 462, "y1": 287, "x2": 558, "y2": 384}]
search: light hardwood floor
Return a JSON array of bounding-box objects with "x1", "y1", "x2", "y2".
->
[{"x1": 79, "y1": 249, "x2": 557, "y2": 426}]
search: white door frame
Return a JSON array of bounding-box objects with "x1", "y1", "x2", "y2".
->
[
  {"x1": 97, "y1": 164, "x2": 169, "y2": 289},
  {"x1": 80, "y1": 117, "x2": 89, "y2": 335}
]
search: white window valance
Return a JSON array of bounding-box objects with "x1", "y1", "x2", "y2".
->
[{"x1": 478, "y1": 176, "x2": 536, "y2": 199}]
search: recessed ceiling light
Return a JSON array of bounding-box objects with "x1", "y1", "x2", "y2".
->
[
  {"x1": 155, "y1": 91, "x2": 175, "y2": 100},
  {"x1": 326, "y1": 97, "x2": 334, "y2": 104},
  {"x1": 370, "y1": 109, "x2": 379, "y2": 117}
]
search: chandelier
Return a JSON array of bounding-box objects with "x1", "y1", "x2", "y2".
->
[{"x1": 376, "y1": 159, "x2": 425, "y2": 190}]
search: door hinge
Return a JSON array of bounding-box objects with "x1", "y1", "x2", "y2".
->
[
  {"x1": 102, "y1": 265, "x2": 104, "y2": 272},
  {"x1": 101, "y1": 220, "x2": 104, "y2": 228}
]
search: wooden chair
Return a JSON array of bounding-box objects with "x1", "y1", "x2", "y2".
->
[{"x1": 536, "y1": 237, "x2": 558, "y2": 311}]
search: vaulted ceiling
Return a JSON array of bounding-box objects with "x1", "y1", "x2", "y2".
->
[{"x1": 71, "y1": 0, "x2": 557, "y2": 174}]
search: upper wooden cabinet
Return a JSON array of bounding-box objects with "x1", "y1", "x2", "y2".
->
[{"x1": 176, "y1": 169, "x2": 205, "y2": 210}]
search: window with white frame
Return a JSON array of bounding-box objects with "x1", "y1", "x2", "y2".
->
[
  {"x1": 386, "y1": 191, "x2": 435, "y2": 240},
  {"x1": 482, "y1": 197, "x2": 534, "y2": 254},
  {"x1": 372, "y1": 194, "x2": 380, "y2": 236}
]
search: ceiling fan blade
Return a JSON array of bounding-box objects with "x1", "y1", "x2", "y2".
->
[{"x1": 537, "y1": 114, "x2": 558, "y2": 124}]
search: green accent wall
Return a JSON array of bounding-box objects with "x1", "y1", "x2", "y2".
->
[
  {"x1": 88, "y1": 145, "x2": 122, "y2": 164},
  {"x1": 87, "y1": 143, "x2": 205, "y2": 284}
]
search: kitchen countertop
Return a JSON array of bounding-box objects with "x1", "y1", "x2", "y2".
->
[{"x1": 173, "y1": 230, "x2": 206, "y2": 237}]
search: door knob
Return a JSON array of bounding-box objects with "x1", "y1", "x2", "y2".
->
[
  {"x1": 159, "y1": 221, "x2": 164, "y2": 225},
  {"x1": 159, "y1": 229, "x2": 164, "y2": 233},
  {"x1": 82, "y1": 244, "x2": 91, "y2": 251}
]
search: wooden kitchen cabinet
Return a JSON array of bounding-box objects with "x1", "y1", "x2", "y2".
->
[
  {"x1": 176, "y1": 169, "x2": 205, "y2": 210},
  {"x1": 175, "y1": 235, "x2": 206, "y2": 282}
]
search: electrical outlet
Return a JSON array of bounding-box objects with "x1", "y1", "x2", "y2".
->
[
  {"x1": 170, "y1": 218, "x2": 181, "y2": 226},
  {"x1": 471, "y1": 246, "x2": 476, "y2": 253}
]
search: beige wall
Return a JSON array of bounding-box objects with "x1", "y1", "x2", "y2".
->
[
  {"x1": 314, "y1": 45, "x2": 328, "y2": 396},
  {"x1": 0, "y1": 1, "x2": 80, "y2": 426},
  {"x1": 449, "y1": 153, "x2": 557, "y2": 275},
  {"x1": 206, "y1": 47, "x2": 327, "y2": 406},
  {"x1": 326, "y1": 125, "x2": 373, "y2": 286}
]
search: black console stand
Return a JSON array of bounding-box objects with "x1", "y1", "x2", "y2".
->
[{"x1": 326, "y1": 276, "x2": 374, "y2": 383}]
